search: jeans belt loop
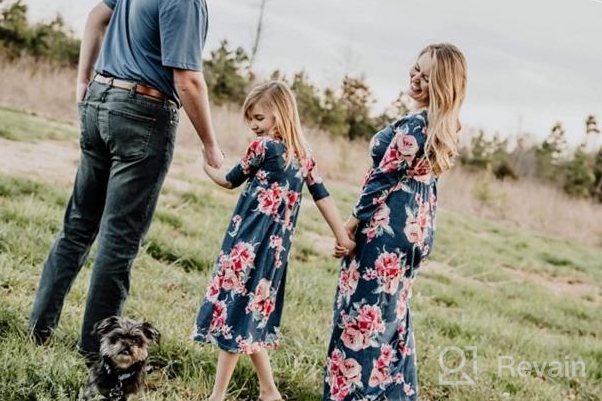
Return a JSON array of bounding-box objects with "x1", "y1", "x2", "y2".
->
[
  {"x1": 128, "y1": 82, "x2": 138, "y2": 98},
  {"x1": 100, "y1": 77, "x2": 114, "y2": 102}
]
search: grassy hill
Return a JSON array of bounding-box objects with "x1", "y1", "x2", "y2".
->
[{"x1": 0, "y1": 108, "x2": 601, "y2": 400}]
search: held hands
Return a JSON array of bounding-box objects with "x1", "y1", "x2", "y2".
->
[
  {"x1": 333, "y1": 216, "x2": 361, "y2": 258},
  {"x1": 204, "y1": 144, "x2": 225, "y2": 169}
]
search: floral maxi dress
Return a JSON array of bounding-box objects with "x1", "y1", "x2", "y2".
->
[
  {"x1": 192, "y1": 136, "x2": 329, "y2": 354},
  {"x1": 324, "y1": 110, "x2": 437, "y2": 401}
]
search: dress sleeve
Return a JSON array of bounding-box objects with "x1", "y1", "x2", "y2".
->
[
  {"x1": 225, "y1": 137, "x2": 268, "y2": 188},
  {"x1": 352, "y1": 115, "x2": 428, "y2": 221},
  {"x1": 303, "y1": 157, "x2": 330, "y2": 202}
]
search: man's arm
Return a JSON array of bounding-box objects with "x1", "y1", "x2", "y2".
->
[
  {"x1": 174, "y1": 69, "x2": 224, "y2": 168},
  {"x1": 76, "y1": 1, "x2": 114, "y2": 102}
]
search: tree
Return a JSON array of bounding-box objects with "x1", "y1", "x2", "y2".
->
[
  {"x1": 290, "y1": 71, "x2": 323, "y2": 127},
  {"x1": 535, "y1": 122, "x2": 567, "y2": 182},
  {"x1": 586, "y1": 116, "x2": 602, "y2": 202},
  {"x1": 0, "y1": 0, "x2": 79, "y2": 66},
  {"x1": 562, "y1": 144, "x2": 595, "y2": 198},
  {"x1": 320, "y1": 87, "x2": 348, "y2": 137},
  {"x1": 340, "y1": 75, "x2": 376, "y2": 140},
  {"x1": 203, "y1": 40, "x2": 251, "y2": 106}
]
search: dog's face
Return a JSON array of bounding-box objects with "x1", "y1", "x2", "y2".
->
[{"x1": 94, "y1": 316, "x2": 160, "y2": 370}]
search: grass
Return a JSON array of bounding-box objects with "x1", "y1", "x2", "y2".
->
[
  {"x1": 0, "y1": 108, "x2": 78, "y2": 142},
  {"x1": 1, "y1": 108, "x2": 602, "y2": 400}
]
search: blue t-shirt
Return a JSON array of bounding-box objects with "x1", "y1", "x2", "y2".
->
[{"x1": 95, "y1": 0, "x2": 208, "y2": 105}]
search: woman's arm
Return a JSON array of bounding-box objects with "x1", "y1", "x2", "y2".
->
[
  {"x1": 203, "y1": 162, "x2": 233, "y2": 189},
  {"x1": 315, "y1": 196, "x2": 356, "y2": 252},
  {"x1": 353, "y1": 115, "x2": 427, "y2": 222}
]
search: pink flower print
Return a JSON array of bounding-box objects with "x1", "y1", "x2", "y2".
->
[
  {"x1": 326, "y1": 349, "x2": 363, "y2": 401},
  {"x1": 356, "y1": 304, "x2": 386, "y2": 335},
  {"x1": 283, "y1": 190, "x2": 299, "y2": 229},
  {"x1": 368, "y1": 366, "x2": 390, "y2": 388},
  {"x1": 408, "y1": 157, "x2": 432, "y2": 181},
  {"x1": 361, "y1": 203, "x2": 394, "y2": 243},
  {"x1": 396, "y1": 278, "x2": 414, "y2": 320},
  {"x1": 368, "y1": 344, "x2": 395, "y2": 388},
  {"x1": 379, "y1": 145, "x2": 402, "y2": 173},
  {"x1": 302, "y1": 157, "x2": 324, "y2": 186},
  {"x1": 404, "y1": 215, "x2": 423, "y2": 244},
  {"x1": 220, "y1": 267, "x2": 240, "y2": 292},
  {"x1": 396, "y1": 133, "x2": 419, "y2": 163},
  {"x1": 235, "y1": 335, "x2": 263, "y2": 354},
  {"x1": 399, "y1": 341, "x2": 412, "y2": 357},
  {"x1": 286, "y1": 191, "x2": 299, "y2": 207},
  {"x1": 373, "y1": 251, "x2": 404, "y2": 295},
  {"x1": 208, "y1": 300, "x2": 232, "y2": 340},
  {"x1": 404, "y1": 383, "x2": 416, "y2": 396},
  {"x1": 341, "y1": 325, "x2": 367, "y2": 352},
  {"x1": 256, "y1": 169, "x2": 268, "y2": 185},
  {"x1": 341, "y1": 304, "x2": 386, "y2": 351},
  {"x1": 339, "y1": 357, "x2": 362, "y2": 385},
  {"x1": 246, "y1": 279, "x2": 276, "y2": 327},
  {"x1": 228, "y1": 215, "x2": 242, "y2": 237},
  {"x1": 230, "y1": 241, "x2": 256, "y2": 272},
  {"x1": 337, "y1": 259, "x2": 360, "y2": 307},
  {"x1": 241, "y1": 138, "x2": 266, "y2": 174},
  {"x1": 269, "y1": 235, "x2": 284, "y2": 268},
  {"x1": 206, "y1": 276, "x2": 221, "y2": 302},
  {"x1": 256, "y1": 182, "x2": 284, "y2": 217},
  {"x1": 329, "y1": 375, "x2": 350, "y2": 401}
]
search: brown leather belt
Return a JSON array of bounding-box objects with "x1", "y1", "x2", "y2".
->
[{"x1": 94, "y1": 75, "x2": 168, "y2": 101}]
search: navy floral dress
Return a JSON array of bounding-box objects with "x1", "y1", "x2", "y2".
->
[
  {"x1": 323, "y1": 110, "x2": 437, "y2": 401},
  {"x1": 192, "y1": 136, "x2": 329, "y2": 354}
]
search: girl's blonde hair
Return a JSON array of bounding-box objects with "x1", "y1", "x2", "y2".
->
[
  {"x1": 242, "y1": 81, "x2": 310, "y2": 166},
  {"x1": 419, "y1": 43, "x2": 467, "y2": 175}
]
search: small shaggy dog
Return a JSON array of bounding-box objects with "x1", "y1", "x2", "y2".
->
[{"x1": 83, "y1": 316, "x2": 160, "y2": 401}]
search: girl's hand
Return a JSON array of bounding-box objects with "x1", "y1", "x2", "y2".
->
[
  {"x1": 333, "y1": 243, "x2": 348, "y2": 258},
  {"x1": 332, "y1": 237, "x2": 356, "y2": 258}
]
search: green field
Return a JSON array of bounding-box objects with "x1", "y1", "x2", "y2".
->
[{"x1": 0, "y1": 108, "x2": 601, "y2": 400}]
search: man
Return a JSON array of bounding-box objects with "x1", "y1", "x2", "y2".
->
[{"x1": 28, "y1": 0, "x2": 224, "y2": 359}]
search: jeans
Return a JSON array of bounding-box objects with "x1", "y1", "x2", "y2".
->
[{"x1": 28, "y1": 80, "x2": 179, "y2": 355}]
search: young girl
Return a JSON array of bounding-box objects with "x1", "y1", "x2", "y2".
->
[{"x1": 192, "y1": 81, "x2": 355, "y2": 401}]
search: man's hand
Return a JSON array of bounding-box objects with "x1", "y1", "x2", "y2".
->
[
  {"x1": 76, "y1": 1, "x2": 113, "y2": 104},
  {"x1": 204, "y1": 145, "x2": 224, "y2": 169},
  {"x1": 174, "y1": 69, "x2": 222, "y2": 163},
  {"x1": 76, "y1": 81, "x2": 89, "y2": 103}
]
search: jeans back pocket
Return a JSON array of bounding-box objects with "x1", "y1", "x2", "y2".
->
[{"x1": 107, "y1": 108, "x2": 156, "y2": 161}]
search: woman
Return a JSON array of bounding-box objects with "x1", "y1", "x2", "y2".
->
[{"x1": 324, "y1": 43, "x2": 467, "y2": 401}]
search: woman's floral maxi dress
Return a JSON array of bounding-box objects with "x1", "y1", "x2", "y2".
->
[
  {"x1": 324, "y1": 110, "x2": 437, "y2": 401},
  {"x1": 192, "y1": 136, "x2": 329, "y2": 354}
]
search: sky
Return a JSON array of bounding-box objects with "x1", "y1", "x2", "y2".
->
[{"x1": 23, "y1": 0, "x2": 602, "y2": 145}]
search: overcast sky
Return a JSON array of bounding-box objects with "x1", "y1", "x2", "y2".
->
[{"x1": 24, "y1": 0, "x2": 602, "y2": 145}]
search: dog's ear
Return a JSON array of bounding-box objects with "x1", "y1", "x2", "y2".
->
[
  {"x1": 141, "y1": 322, "x2": 160, "y2": 343},
  {"x1": 93, "y1": 316, "x2": 120, "y2": 336}
]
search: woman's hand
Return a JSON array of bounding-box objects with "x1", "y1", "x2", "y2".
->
[{"x1": 344, "y1": 215, "x2": 360, "y2": 239}]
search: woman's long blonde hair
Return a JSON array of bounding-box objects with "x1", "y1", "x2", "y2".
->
[
  {"x1": 242, "y1": 81, "x2": 310, "y2": 166},
  {"x1": 420, "y1": 43, "x2": 467, "y2": 175}
]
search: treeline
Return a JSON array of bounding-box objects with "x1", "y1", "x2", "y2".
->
[
  {"x1": 2, "y1": 0, "x2": 602, "y2": 202},
  {"x1": 460, "y1": 120, "x2": 602, "y2": 201},
  {"x1": 203, "y1": 40, "x2": 408, "y2": 141},
  {"x1": 0, "y1": 0, "x2": 79, "y2": 66}
]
